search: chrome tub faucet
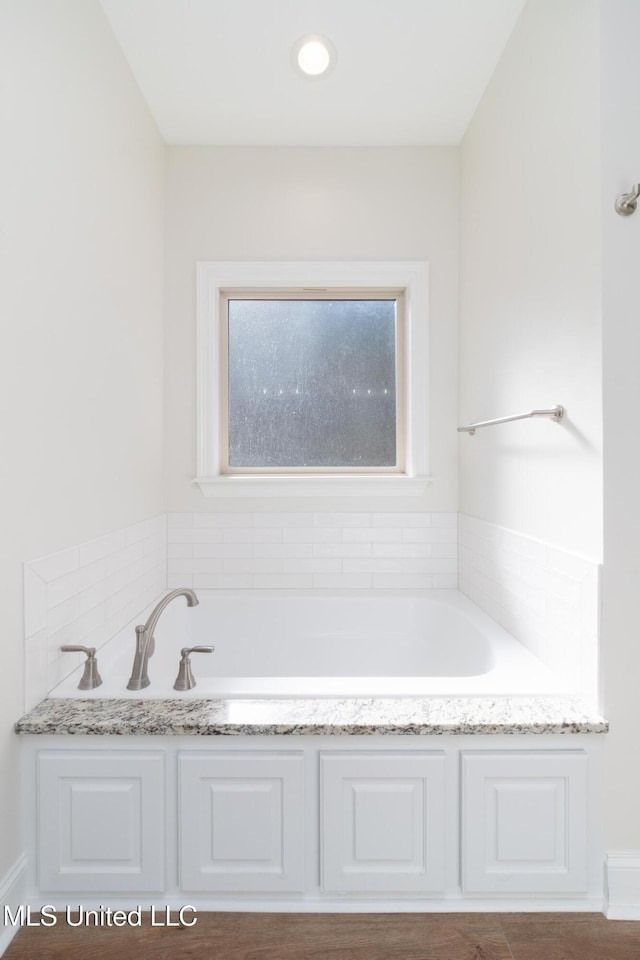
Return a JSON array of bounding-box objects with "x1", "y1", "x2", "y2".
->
[{"x1": 127, "y1": 588, "x2": 199, "y2": 691}]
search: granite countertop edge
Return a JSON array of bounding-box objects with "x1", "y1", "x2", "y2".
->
[{"x1": 14, "y1": 696, "x2": 609, "y2": 737}]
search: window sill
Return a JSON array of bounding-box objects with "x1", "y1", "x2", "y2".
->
[{"x1": 193, "y1": 475, "x2": 432, "y2": 498}]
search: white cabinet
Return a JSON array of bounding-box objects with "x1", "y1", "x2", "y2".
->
[
  {"x1": 38, "y1": 751, "x2": 165, "y2": 893},
  {"x1": 28, "y1": 737, "x2": 600, "y2": 905},
  {"x1": 179, "y1": 751, "x2": 305, "y2": 892},
  {"x1": 320, "y1": 752, "x2": 446, "y2": 893},
  {"x1": 461, "y1": 751, "x2": 589, "y2": 893}
]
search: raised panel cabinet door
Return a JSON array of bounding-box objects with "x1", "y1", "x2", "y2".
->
[
  {"x1": 38, "y1": 751, "x2": 165, "y2": 893},
  {"x1": 461, "y1": 751, "x2": 589, "y2": 893},
  {"x1": 320, "y1": 752, "x2": 446, "y2": 893},
  {"x1": 179, "y1": 751, "x2": 305, "y2": 892}
]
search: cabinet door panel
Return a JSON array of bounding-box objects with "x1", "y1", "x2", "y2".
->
[
  {"x1": 179, "y1": 752, "x2": 304, "y2": 892},
  {"x1": 461, "y1": 751, "x2": 588, "y2": 893},
  {"x1": 321, "y1": 752, "x2": 446, "y2": 893},
  {"x1": 38, "y1": 751, "x2": 165, "y2": 893}
]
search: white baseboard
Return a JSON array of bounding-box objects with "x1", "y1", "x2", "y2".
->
[
  {"x1": 26, "y1": 894, "x2": 605, "y2": 915},
  {"x1": 0, "y1": 856, "x2": 28, "y2": 958},
  {"x1": 605, "y1": 853, "x2": 640, "y2": 920}
]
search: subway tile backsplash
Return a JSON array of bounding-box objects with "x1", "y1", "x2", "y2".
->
[
  {"x1": 24, "y1": 516, "x2": 166, "y2": 709},
  {"x1": 24, "y1": 510, "x2": 600, "y2": 707},
  {"x1": 458, "y1": 514, "x2": 600, "y2": 700},
  {"x1": 166, "y1": 512, "x2": 458, "y2": 591}
]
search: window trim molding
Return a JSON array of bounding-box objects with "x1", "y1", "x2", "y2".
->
[{"x1": 194, "y1": 261, "x2": 431, "y2": 498}]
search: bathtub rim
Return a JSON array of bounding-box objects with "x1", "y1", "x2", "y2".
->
[{"x1": 48, "y1": 589, "x2": 570, "y2": 701}]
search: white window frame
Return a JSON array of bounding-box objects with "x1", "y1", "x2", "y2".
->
[{"x1": 194, "y1": 261, "x2": 430, "y2": 497}]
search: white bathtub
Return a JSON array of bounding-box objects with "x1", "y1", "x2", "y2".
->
[{"x1": 51, "y1": 590, "x2": 566, "y2": 699}]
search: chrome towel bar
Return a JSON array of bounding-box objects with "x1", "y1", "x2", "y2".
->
[{"x1": 458, "y1": 405, "x2": 565, "y2": 436}]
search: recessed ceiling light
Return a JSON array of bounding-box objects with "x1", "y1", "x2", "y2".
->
[{"x1": 292, "y1": 34, "x2": 337, "y2": 79}]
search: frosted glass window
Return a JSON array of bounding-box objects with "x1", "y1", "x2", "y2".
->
[{"x1": 225, "y1": 298, "x2": 400, "y2": 470}]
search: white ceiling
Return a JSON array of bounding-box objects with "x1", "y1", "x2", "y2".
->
[{"x1": 99, "y1": 0, "x2": 526, "y2": 146}]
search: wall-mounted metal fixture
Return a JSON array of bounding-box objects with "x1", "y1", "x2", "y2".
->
[
  {"x1": 615, "y1": 183, "x2": 640, "y2": 216},
  {"x1": 458, "y1": 405, "x2": 565, "y2": 436},
  {"x1": 60, "y1": 645, "x2": 102, "y2": 689}
]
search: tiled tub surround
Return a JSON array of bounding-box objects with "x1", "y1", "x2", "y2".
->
[
  {"x1": 167, "y1": 511, "x2": 458, "y2": 591},
  {"x1": 24, "y1": 516, "x2": 167, "y2": 710},
  {"x1": 458, "y1": 514, "x2": 600, "y2": 701},
  {"x1": 23, "y1": 510, "x2": 600, "y2": 705}
]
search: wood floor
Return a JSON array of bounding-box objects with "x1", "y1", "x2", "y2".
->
[{"x1": 4, "y1": 911, "x2": 640, "y2": 960}]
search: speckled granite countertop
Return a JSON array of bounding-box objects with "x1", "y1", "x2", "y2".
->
[{"x1": 14, "y1": 696, "x2": 608, "y2": 736}]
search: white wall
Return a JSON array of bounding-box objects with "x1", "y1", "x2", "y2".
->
[
  {"x1": 164, "y1": 146, "x2": 459, "y2": 515},
  {"x1": 0, "y1": 0, "x2": 165, "y2": 880},
  {"x1": 458, "y1": 0, "x2": 640, "y2": 863},
  {"x1": 459, "y1": 0, "x2": 601, "y2": 560},
  {"x1": 600, "y1": 0, "x2": 640, "y2": 854}
]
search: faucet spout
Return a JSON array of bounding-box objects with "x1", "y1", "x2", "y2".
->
[{"x1": 126, "y1": 588, "x2": 199, "y2": 691}]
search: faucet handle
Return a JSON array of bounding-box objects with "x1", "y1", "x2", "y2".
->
[
  {"x1": 60, "y1": 644, "x2": 96, "y2": 656},
  {"x1": 60, "y1": 645, "x2": 102, "y2": 690},
  {"x1": 174, "y1": 646, "x2": 215, "y2": 691}
]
